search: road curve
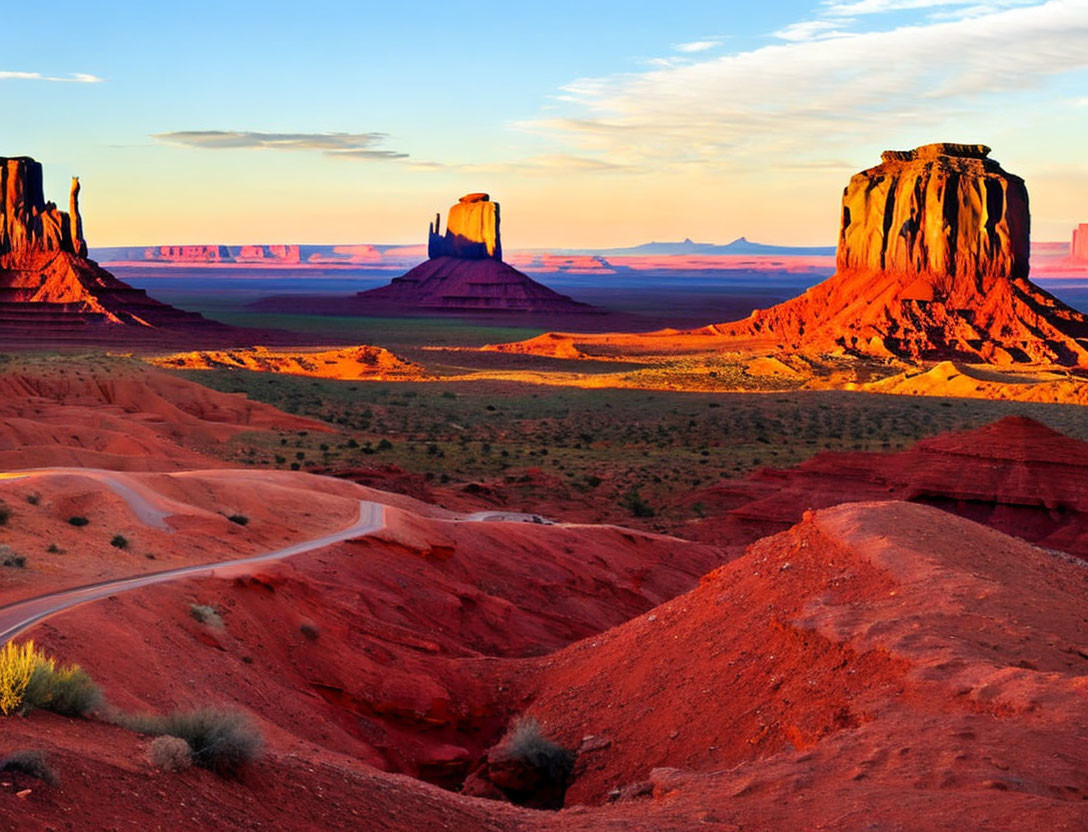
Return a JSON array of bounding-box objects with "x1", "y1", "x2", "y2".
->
[
  {"x1": 0, "y1": 500, "x2": 384, "y2": 644},
  {"x1": 0, "y1": 467, "x2": 197, "y2": 530}
]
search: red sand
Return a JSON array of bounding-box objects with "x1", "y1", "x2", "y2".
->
[{"x1": 3, "y1": 361, "x2": 1088, "y2": 830}]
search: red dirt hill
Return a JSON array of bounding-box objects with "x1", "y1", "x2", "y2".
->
[
  {"x1": 680, "y1": 415, "x2": 1088, "y2": 560},
  {"x1": 508, "y1": 500, "x2": 1088, "y2": 828}
]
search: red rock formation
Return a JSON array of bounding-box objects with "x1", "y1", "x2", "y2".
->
[
  {"x1": 429, "y1": 192, "x2": 502, "y2": 260},
  {"x1": 715, "y1": 144, "x2": 1088, "y2": 365},
  {"x1": 488, "y1": 144, "x2": 1088, "y2": 365},
  {"x1": 1, "y1": 157, "x2": 86, "y2": 260},
  {"x1": 346, "y1": 192, "x2": 593, "y2": 313},
  {"x1": 0, "y1": 156, "x2": 232, "y2": 340},
  {"x1": 1072, "y1": 223, "x2": 1088, "y2": 263}
]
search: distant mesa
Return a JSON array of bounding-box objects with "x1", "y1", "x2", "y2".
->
[
  {"x1": 257, "y1": 192, "x2": 594, "y2": 315},
  {"x1": 0, "y1": 155, "x2": 235, "y2": 343},
  {"x1": 140, "y1": 244, "x2": 302, "y2": 264},
  {"x1": 1072, "y1": 223, "x2": 1088, "y2": 264}
]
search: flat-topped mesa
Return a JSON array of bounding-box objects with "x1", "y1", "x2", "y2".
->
[
  {"x1": 1, "y1": 157, "x2": 87, "y2": 263},
  {"x1": 428, "y1": 192, "x2": 502, "y2": 261},
  {"x1": 838, "y1": 142, "x2": 1029, "y2": 294}
]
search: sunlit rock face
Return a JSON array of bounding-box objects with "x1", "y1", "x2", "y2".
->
[
  {"x1": 1, "y1": 157, "x2": 87, "y2": 265},
  {"x1": 708, "y1": 143, "x2": 1088, "y2": 365},
  {"x1": 428, "y1": 193, "x2": 502, "y2": 260},
  {"x1": 837, "y1": 143, "x2": 1030, "y2": 295}
]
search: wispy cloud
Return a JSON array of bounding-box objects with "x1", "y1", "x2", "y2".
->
[
  {"x1": 0, "y1": 71, "x2": 102, "y2": 83},
  {"x1": 407, "y1": 153, "x2": 633, "y2": 176},
  {"x1": 152, "y1": 130, "x2": 408, "y2": 159},
  {"x1": 524, "y1": 1, "x2": 1088, "y2": 167},
  {"x1": 821, "y1": 0, "x2": 1036, "y2": 15},
  {"x1": 673, "y1": 38, "x2": 722, "y2": 53},
  {"x1": 773, "y1": 19, "x2": 852, "y2": 40}
]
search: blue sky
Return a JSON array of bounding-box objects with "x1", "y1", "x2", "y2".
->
[{"x1": 3, "y1": 0, "x2": 1087, "y2": 247}]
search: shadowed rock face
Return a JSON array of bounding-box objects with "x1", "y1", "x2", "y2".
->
[
  {"x1": 428, "y1": 192, "x2": 502, "y2": 260},
  {"x1": 838, "y1": 143, "x2": 1029, "y2": 291}
]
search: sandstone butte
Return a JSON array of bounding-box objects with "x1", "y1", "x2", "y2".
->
[
  {"x1": 487, "y1": 143, "x2": 1088, "y2": 366},
  {"x1": 0, "y1": 156, "x2": 230, "y2": 342},
  {"x1": 350, "y1": 193, "x2": 594, "y2": 313}
]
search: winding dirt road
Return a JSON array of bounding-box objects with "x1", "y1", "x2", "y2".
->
[{"x1": 0, "y1": 468, "x2": 386, "y2": 643}]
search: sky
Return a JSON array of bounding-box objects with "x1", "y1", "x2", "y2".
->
[{"x1": 2, "y1": 0, "x2": 1087, "y2": 248}]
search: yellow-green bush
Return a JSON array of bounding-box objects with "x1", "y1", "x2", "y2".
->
[
  {"x1": 0, "y1": 641, "x2": 49, "y2": 715},
  {"x1": 0, "y1": 640, "x2": 101, "y2": 717}
]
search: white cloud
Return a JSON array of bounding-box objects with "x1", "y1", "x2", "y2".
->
[
  {"x1": 674, "y1": 39, "x2": 722, "y2": 53},
  {"x1": 773, "y1": 20, "x2": 852, "y2": 40},
  {"x1": 152, "y1": 131, "x2": 407, "y2": 159},
  {"x1": 821, "y1": 0, "x2": 1037, "y2": 15},
  {"x1": 524, "y1": 1, "x2": 1088, "y2": 167},
  {"x1": 0, "y1": 71, "x2": 103, "y2": 83},
  {"x1": 407, "y1": 154, "x2": 633, "y2": 176}
]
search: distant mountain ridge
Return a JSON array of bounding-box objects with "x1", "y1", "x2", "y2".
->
[
  {"x1": 90, "y1": 236, "x2": 837, "y2": 264},
  {"x1": 553, "y1": 237, "x2": 837, "y2": 257}
]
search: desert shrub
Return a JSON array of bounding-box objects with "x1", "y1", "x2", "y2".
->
[
  {"x1": 0, "y1": 641, "x2": 42, "y2": 715},
  {"x1": 0, "y1": 641, "x2": 100, "y2": 717},
  {"x1": 1, "y1": 546, "x2": 26, "y2": 569},
  {"x1": 25, "y1": 493, "x2": 40, "y2": 506},
  {"x1": 227, "y1": 514, "x2": 249, "y2": 526},
  {"x1": 622, "y1": 488, "x2": 655, "y2": 518},
  {"x1": 503, "y1": 716, "x2": 575, "y2": 787},
  {"x1": 122, "y1": 708, "x2": 261, "y2": 777},
  {"x1": 299, "y1": 622, "x2": 319, "y2": 641},
  {"x1": 149, "y1": 735, "x2": 192, "y2": 772},
  {"x1": 110, "y1": 534, "x2": 129, "y2": 549},
  {"x1": 0, "y1": 750, "x2": 58, "y2": 786},
  {"x1": 189, "y1": 604, "x2": 223, "y2": 628},
  {"x1": 26, "y1": 664, "x2": 103, "y2": 717},
  {"x1": 67, "y1": 516, "x2": 89, "y2": 527},
  {"x1": 0, "y1": 503, "x2": 10, "y2": 525},
  {"x1": 46, "y1": 543, "x2": 63, "y2": 554}
]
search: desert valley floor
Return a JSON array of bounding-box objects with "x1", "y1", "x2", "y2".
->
[{"x1": 3, "y1": 147, "x2": 1088, "y2": 830}]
